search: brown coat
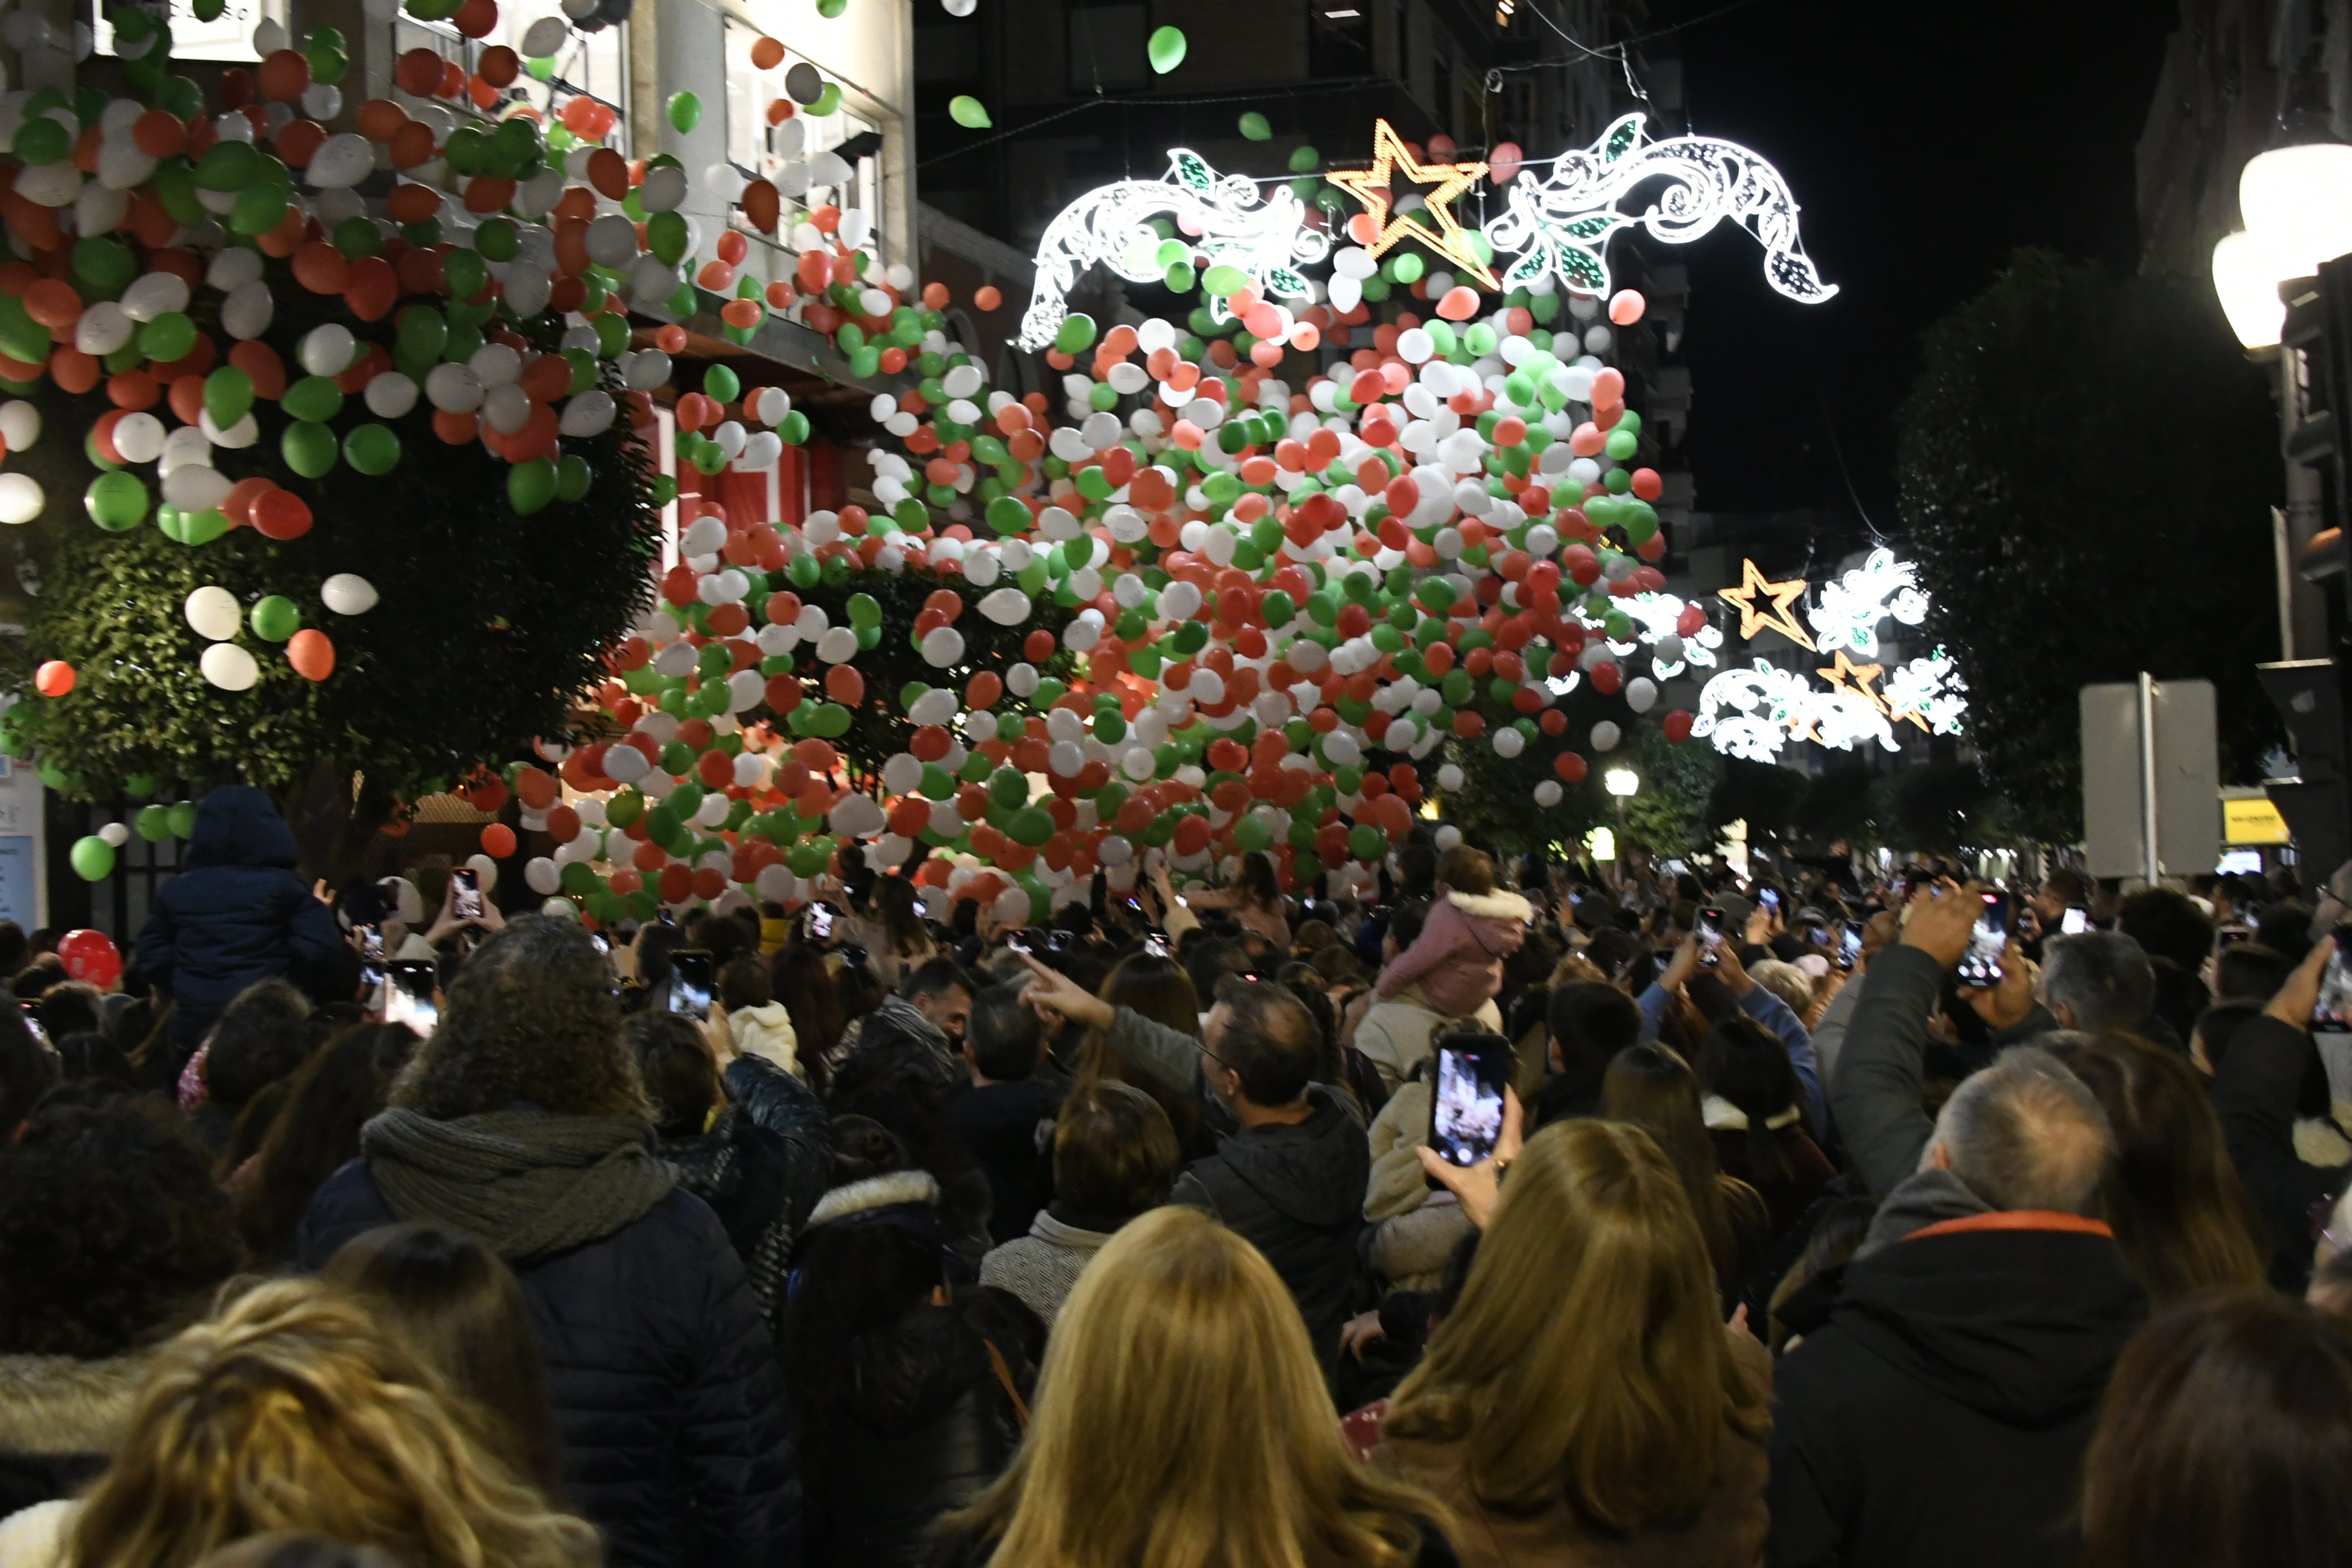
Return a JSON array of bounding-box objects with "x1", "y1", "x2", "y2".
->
[{"x1": 1369, "y1": 1330, "x2": 1771, "y2": 1568}]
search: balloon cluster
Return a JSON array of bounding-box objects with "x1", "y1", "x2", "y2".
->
[{"x1": 19, "y1": 2, "x2": 1698, "y2": 915}]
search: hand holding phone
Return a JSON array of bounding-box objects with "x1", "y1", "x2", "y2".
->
[
  {"x1": 451, "y1": 868, "x2": 483, "y2": 923},
  {"x1": 669, "y1": 950, "x2": 714, "y2": 1021},
  {"x1": 1696, "y1": 907, "x2": 1726, "y2": 968},
  {"x1": 1426, "y1": 1032, "x2": 1514, "y2": 1182},
  {"x1": 1954, "y1": 893, "x2": 2010, "y2": 989},
  {"x1": 385, "y1": 960, "x2": 438, "y2": 1036}
]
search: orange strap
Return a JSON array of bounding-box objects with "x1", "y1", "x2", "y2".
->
[
  {"x1": 984, "y1": 1339, "x2": 1030, "y2": 1432},
  {"x1": 1904, "y1": 1210, "x2": 2113, "y2": 1243}
]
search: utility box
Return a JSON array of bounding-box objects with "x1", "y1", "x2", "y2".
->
[{"x1": 2081, "y1": 678, "x2": 2220, "y2": 880}]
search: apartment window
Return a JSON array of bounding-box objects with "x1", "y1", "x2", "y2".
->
[
  {"x1": 723, "y1": 17, "x2": 888, "y2": 252},
  {"x1": 1068, "y1": 3, "x2": 1150, "y2": 93},
  {"x1": 390, "y1": 2, "x2": 627, "y2": 131}
]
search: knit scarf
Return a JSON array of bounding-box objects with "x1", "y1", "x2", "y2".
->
[{"x1": 362, "y1": 1107, "x2": 676, "y2": 1264}]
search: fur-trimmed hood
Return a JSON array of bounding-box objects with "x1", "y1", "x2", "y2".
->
[
  {"x1": 805, "y1": 1169, "x2": 940, "y2": 1229},
  {"x1": 0, "y1": 1351, "x2": 154, "y2": 1459},
  {"x1": 1446, "y1": 888, "x2": 1534, "y2": 923}
]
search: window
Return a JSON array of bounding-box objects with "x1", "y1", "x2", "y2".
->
[
  {"x1": 389, "y1": 3, "x2": 627, "y2": 132},
  {"x1": 95, "y1": 0, "x2": 286, "y2": 62},
  {"x1": 1067, "y1": 3, "x2": 1150, "y2": 93},
  {"x1": 723, "y1": 17, "x2": 888, "y2": 254}
]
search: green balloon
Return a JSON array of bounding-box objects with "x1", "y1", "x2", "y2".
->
[
  {"x1": 84, "y1": 471, "x2": 147, "y2": 531},
  {"x1": 776, "y1": 410, "x2": 809, "y2": 445},
  {"x1": 646, "y1": 210, "x2": 689, "y2": 265},
  {"x1": 137, "y1": 312, "x2": 197, "y2": 363},
  {"x1": 555, "y1": 453, "x2": 592, "y2": 501},
  {"x1": 282, "y1": 375, "x2": 344, "y2": 422},
  {"x1": 135, "y1": 804, "x2": 171, "y2": 842},
  {"x1": 344, "y1": 422, "x2": 400, "y2": 475},
  {"x1": 1147, "y1": 24, "x2": 1187, "y2": 72},
  {"x1": 1239, "y1": 111, "x2": 1272, "y2": 141},
  {"x1": 1348, "y1": 823, "x2": 1386, "y2": 861},
  {"x1": 666, "y1": 91, "x2": 702, "y2": 132},
  {"x1": 811, "y1": 82, "x2": 842, "y2": 115},
  {"x1": 508, "y1": 457, "x2": 556, "y2": 515},
  {"x1": 193, "y1": 138, "x2": 260, "y2": 191},
  {"x1": 203, "y1": 366, "x2": 254, "y2": 429},
  {"x1": 705, "y1": 364, "x2": 741, "y2": 404},
  {"x1": 281, "y1": 420, "x2": 339, "y2": 478},
  {"x1": 474, "y1": 217, "x2": 519, "y2": 261},
  {"x1": 250, "y1": 594, "x2": 300, "y2": 642},
  {"x1": 12, "y1": 117, "x2": 69, "y2": 167},
  {"x1": 72, "y1": 235, "x2": 135, "y2": 293},
  {"x1": 69, "y1": 836, "x2": 114, "y2": 882},
  {"x1": 166, "y1": 801, "x2": 198, "y2": 838},
  {"x1": 442, "y1": 247, "x2": 486, "y2": 300},
  {"x1": 228, "y1": 182, "x2": 289, "y2": 237},
  {"x1": 948, "y1": 95, "x2": 991, "y2": 130},
  {"x1": 1053, "y1": 312, "x2": 1097, "y2": 354}
]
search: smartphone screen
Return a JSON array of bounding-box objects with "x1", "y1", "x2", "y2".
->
[
  {"x1": 1427, "y1": 1032, "x2": 1513, "y2": 1176},
  {"x1": 804, "y1": 902, "x2": 835, "y2": 943},
  {"x1": 2315, "y1": 926, "x2": 2352, "y2": 1031},
  {"x1": 1759, "y1": 889, "x2": 1780, "y2": 914},
  {"x1": 1955, "y1": 893, "x2": 2010, "y2": 988},
  {"x1": 357, "y1": 923, "x2": 384, "y2": 962},
  {"x1": 1837, "y1": 921, "x2": 1863, "y2": 970},
  {"x1": 451, "y1": 868, "x2": 482, "y2": 922},
  {"x1": 385, "y1": 960, "x2": 438, "y2": 1037},
  {"x1": 669, "y1": 950, "x2": 713, "y2": 1021},
  {"x1": 1006, "y1": 929, "x2": 1032, "y2": 954},
  {"x1": 2061, "y1": 907, "x2": 2091, "y2": 936},
  {"x1": 1143, "y1": 929, "x2": 1170, "y2": 959},
  {"x1": 1696, "y1": 907, "x2": 1725, "y2": 968}
]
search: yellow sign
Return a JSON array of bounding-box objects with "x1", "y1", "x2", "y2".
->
[{"x1": 2223, "y1": 796, "x2": 2291, "y2": 845}]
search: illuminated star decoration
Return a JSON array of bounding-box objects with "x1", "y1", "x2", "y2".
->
[
  {"x1": 1816, "y1": 649, "x2": 1886, "y2": 711},
  {"x1": 1717, "y1": 558, "x2": 1815, "y2": 650},
  {"x1": 1326, "y1": 119, "x2": 1499, "y2": 291}
]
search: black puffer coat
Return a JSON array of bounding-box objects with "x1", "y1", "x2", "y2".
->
[
  {"x1": 295, "y1": 1162, "x2": 800, "y2": 1568},
  {"x1": 806, "y1": 1297, "x2": 1029, "y2": 1568},
  {"x1": 662, "y1": 1059, "x2": 832, "y2": 1334}
]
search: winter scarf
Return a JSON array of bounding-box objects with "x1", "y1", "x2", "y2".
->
[{"x1": 361, "y1": 1107, "x2": 676, "y2": 1263}]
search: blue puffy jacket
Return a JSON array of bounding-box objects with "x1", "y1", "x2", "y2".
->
[
  {"x1": 295, "y1": 1161, "x2": 803, "y2": 1568},
  {"x1": 132, "y1": 785, "x2": 340, "y2": 1046}
]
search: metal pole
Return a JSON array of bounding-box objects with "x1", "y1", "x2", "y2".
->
[
  {"x1": 2137, "y1": 671, "x2": 2161, "y2": 886},
  {"x1": 2275, "y1": 504, "x2": 2298, "y2": 661}
]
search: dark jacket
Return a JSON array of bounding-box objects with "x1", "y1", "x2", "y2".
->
[
  {"x1": 295, "y1": 1162, "x2": 800, "y2": 1568},
  {"x1": 809, "y1": 1297, "x2": 1028, "y2": 1568},
  {"x1": 1104, "y1": 1006, "x2": 1369, "y2": 1364},
  {"x1": 2213, "y1": 1012, "x2": 2351, "y2": 1291},
  {"x1": 658, "y1": 1104, "x2": 798, "y2": 1334},
  {"x1": 132, "y1": 786, "x2": 340, "y2": 1052},
  {"x1": 947, "y1": 1077, "x2": 1066, "y2": 1245},
  {"x1": 1767, "y1": 1210, "x2": 2146, "y2": 1568}
]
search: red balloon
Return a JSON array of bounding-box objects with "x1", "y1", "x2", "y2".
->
[
  {"x1": 1663, "y1": 710, "x2": 1694, "y2": 743},
  {"x1": 58, "y1": 928, "x2": 121, "y2": 989},
  {"x1": 480, "y1": 822, "x2": 517, "y2": 858}
]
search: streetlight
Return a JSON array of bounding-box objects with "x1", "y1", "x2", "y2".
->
[{"x1": 1605, "y1": 768, "x2": 1638, "y2": 885}]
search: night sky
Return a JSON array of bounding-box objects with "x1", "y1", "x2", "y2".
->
[{"x1": 1664, "y1": 0, "x2": 2181, "y2": 522}]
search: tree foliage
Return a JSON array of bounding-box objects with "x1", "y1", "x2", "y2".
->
[
  {"x1": 1, "y1": 276, "x2": 661, "y2": 816},
  {"x1": 1896, "y1": 249, "x2": 2280, "y2": 841}
]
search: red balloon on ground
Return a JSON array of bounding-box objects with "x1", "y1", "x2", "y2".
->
[{"x1": 58, "y1": 929, "x2": 121, "y2": 988}]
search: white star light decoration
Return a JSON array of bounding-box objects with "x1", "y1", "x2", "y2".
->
[
  {"x1": 1015, "y1": 113, "x2": 1833, "y2": 350},
  {"x1": 1691, "y1": 555, "x2": 1967, "y2": 759}
]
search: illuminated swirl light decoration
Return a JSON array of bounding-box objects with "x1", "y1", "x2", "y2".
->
[
  {"x1": 1017, "y1": 149, "x2": 1333, "y2": 351},
  {"x1": 1017, "y1": 113, "x2": 1833, "y2": 349},
  {"x1": 1691, "y1": 555, "x2": 1967, "y2": 760}
]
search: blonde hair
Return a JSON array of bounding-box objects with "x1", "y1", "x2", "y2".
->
[
  {"x1": 1384, "y1": 1120, "x2": 1766, "y2": 1531},
  {"x1": 948, "y1": 1207, "x2": 1440, "y2": 1568},
  {"x1": 71, "y1": 1279, "x2": 599, "y2": 1568}
]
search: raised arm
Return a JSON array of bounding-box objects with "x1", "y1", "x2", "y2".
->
[{"x1": 1830, "y1": 885, "x2": 1980, "y2": 1196}]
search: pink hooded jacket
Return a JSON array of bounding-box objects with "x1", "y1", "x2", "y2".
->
[{"x1": 1375, "y1": 888, "x2": 1534, "y2": 1019}]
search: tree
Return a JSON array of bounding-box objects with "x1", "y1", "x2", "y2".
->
[{"x1": 1896, "y1": 249, "x2": 2280, "y2": 841}]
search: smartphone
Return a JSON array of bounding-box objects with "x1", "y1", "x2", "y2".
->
[
  {"x1": 1006, "y1": 929, "x2": 1034, "y2": 954},
  {"x1": 1143, "y1": 929, "x2": 1170, "y2": 959},
  {"x1": 2314, "y1": 926, "x2": 2352, "y2": 1031},
  {"x1": 1837, "y1": 920, "x2": 1863, "y2": 971},
  {"x1": 385, "y1": 960, "x2": 438, "y2": 1036},
  {"x1": 1759, "y1": 888, "x2": 1780, "y2": 914},
  {"x1": 803, "y1": 902, "x2": 835, "y2": 943},
  {"x1": 1955, "y1": 893, "x2": 2010, "y2": 988},
  {"x1": 451, "y1": 868, "x2": 482, "y2": 921},
  {"x1": 1046, "y1": 929, "x2": 1074, "y2": 955},
  {"x1": 589, "y1": 932, "x2": 612, "y2": 956},
  {"x1": 669, "y1": 949, "x2": 713, "y2": 1021},
  {"x1": 1696, "y1": 907, "x2": 1725, "y2": 968},
  {"x1": 2061, "y1": 907, "x2": 2092, "y2": 936},
  {"x1": 1426, "y1": 1031, "x2": 1513, "y2": 1182},
  {"x1": 2216, "y1": 925, "x2": 2253, "y2": 950},
  {"x1": 357, "y1": 923, "x2": 384, "y2": 962}
]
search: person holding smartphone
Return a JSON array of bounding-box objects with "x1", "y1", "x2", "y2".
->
[{"x1": 1636, "y1": 933, "x2": 1825, "y2": 1135}]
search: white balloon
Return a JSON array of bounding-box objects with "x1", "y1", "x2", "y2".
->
[
  {"x1": 524, "y1": 855, "x2": 562, "y2": 895},
  {"x1": 829, "y1": 793, "x2": 885, "y2": 839},
  {"x1": 558, "y1": 390, "x2": 616, "y2": 437},
  {"x1": 1534, "y1": 780, "x2": 1563, "y2": 807},
  {"x1": 201, "y1": 411, "x2": 259, "y2": 449},
  {"x1": 306, "y1": 131, "x2": 374, "y2": 188},
  {"x1": 483, "y1": 382, "x2": 531, "y2": 434},
  {"x1": 520, "y1": 15, "x2": 569, "y2": 54},
  {"x1": 425, "y1": 362, "x2": 485, "y2": 413},
  {"x1": 585, "y1": 213, "x2": 639, "y2": 270},
  {"x1": 1492, "y1": 726, "x2": 1526, "y2": 759},
  {"x1": 300, "y1": 82, "x2": 342, "y2": 121},
  {"x1": 465, "y1": 853, "x2": 500, "y2": 892},
  {"x1": 816, "y1": 625, "x2": 859, "y2": 663},
  {"x1": 469, "y1": 342, "x2": 522, "y2": 387},
  {"x1": 112, "y1": 411, "x2": 164, "y2": 463},
  {"x1": 622, "y1": 349, "x2": 671, "y2": 392},
  {"x1": 320, "y1": 573, "x2": 379, "y2": 615},
  {"x1": 920, "y1": 625, "x2": 965, "y2": 667},
  {"x1": 978, "y1": 586, "x2": 1031, "y2": 625},
  {"x1": 0, "y1": 474, "x2": 41, "y2": 525},
  {"x1": 119, "y1": 270, "x2": 189, "y2": 322},
  {"x1": 540, "y1": 897, "x2": 578, "y2": 920},
  {"x1": 219, "y1": 279, "x2": 274, "y2": 340},
  {"x1": 184, "y1": 585, "x2": 240, "y2": 641},
  {"x1": 199, "y1": 642, "x2": 259, "y2": 692},
  {"x1": 502, "y1": 266, "x2": 553, "y2": 318},
  {"x1": 755, "y1": 863, "x2": 796, "y2": 902},
  {"x1": 96, "y1": 137, "x2": 157, "y2": 190},
  {"x1": 363, "y1": 371, "x2": 418, "y2": 418},
  {"x1": 74, "y1": 180, "x2": 126, "y2": 239},
  {"x1": 162, "y1": 464, "x2": 231, "y2": 514},
  {"x1": 300, "y1": 323, "x2": 356, "y2": 377},
  {"x1": 1591, "y1": 720, "x2": 1623, "y2": 752},
  {"x1": 0, "y1": 402, "x2": 39, "y2": 452},
  {"x1": 1436, "y1": 763, "x2": 1465, "y2": 791},
  {"x1": 99, "y1": 822, "x2": 130, "y2": 848},
  {"x1": 638, "y1": 164, "x2": 687, "y2": 213},
  {"x1": 1624, "y1": 676, "x2": 1658, "y2": 714},
  {"x1": 207, "y1": 247, "x2": 264, "y2": 293}
]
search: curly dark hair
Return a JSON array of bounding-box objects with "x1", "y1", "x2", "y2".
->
[
  {"x1": 0, "y1": 1095, "x2": 239, "y2": 1355},
  {"x1": 393, "y1": 916, "x2": 652, "y2": 1122},
  {"x1": 625, "y1": 1012, "x2": 720, "y2": 1139},
  {"x1": 234, "y1": 1023, "x2": 421, "y2": 1266}
]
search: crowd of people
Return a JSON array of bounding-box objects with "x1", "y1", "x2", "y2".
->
[{"x1": 3, "y1": 781, "x2": 2352, "y2": 1567}]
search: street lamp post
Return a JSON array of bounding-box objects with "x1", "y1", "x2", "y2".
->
[{"x1": 1606, "y1": 768, "x2": 1638, "y2": 888}]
